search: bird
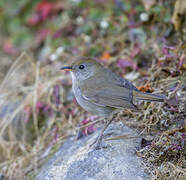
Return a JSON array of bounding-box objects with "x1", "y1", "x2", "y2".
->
[{"x1": 61, "y1": 57, "x2": 165, "y2": 149}]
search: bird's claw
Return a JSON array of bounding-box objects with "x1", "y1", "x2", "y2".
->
[
  {"x1": 89, "y1": 135, "x2": 103, "y2": 149},
  {"x1": 89, "y1": 135, "x2": 109, "y2": 150}
]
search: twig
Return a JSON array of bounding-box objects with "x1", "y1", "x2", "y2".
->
[{"x1": 32, "y1": 61, "x2": 40, "y2": 136}]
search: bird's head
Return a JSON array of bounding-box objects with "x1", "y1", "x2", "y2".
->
[{"x1": 61, "y1": 57, "x2": 104, "y2": 82}]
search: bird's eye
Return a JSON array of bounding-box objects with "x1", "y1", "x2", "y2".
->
[{"x1": 79, "y1": 65, "x2": 85, "y2": 70}]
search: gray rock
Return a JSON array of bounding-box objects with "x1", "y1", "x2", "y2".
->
[
  {"x1": 36, "y1": 122, "x2": 146, "y2": 180},
  {"x1": 0, "y1": 101, "x2": 20, "y2": 118}
]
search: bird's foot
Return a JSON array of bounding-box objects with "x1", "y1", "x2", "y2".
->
[
  {"x1": 90, "y1": 134, "x2": 110, "y2": 150},
  {"x1": 90, "y1": 135, "x2": 102, "y2": 150},
  {"x1": 89, "y1": 116, "x2": 115, "y2": 150}
]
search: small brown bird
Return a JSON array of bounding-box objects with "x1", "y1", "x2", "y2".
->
[{"x1": 61, "y1": 57, "x2": 165, "y2": 149}]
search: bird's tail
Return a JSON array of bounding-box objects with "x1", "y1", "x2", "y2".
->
[{"x1": 133, "y1": 90, "x2": 166, "y2": 102}]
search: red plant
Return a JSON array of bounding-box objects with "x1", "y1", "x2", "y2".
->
[{"x1": 27, "y1": 1, "x2": 53, "y2": 25}]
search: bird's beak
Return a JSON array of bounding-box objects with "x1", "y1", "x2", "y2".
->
[{"x1": 60, "y1": 66, "x2": 73, "y2": 71}]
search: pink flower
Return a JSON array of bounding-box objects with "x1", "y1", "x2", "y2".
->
[{"x1": 81, "y1": 116, "x2": 97, "y2": 136}]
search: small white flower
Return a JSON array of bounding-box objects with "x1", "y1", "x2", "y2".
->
[
  {"x1": 83, "y1": 35, "x2": 91, "y2": 43},
  {"x1": 100, "y1": 20, "x2": 109, "y2": 29},
  {"x1": 140, "y1": 13, "x2": 149, "y2": 22},
  {"x1": 49, "y1": 54, "x2": 57, "y2": 61},
  {"x1": 56, "y1": 46, "x2": 64, "y2": 55},
  {"x1": 76, "y1": 16, "x2": 84, "y2": 25}
]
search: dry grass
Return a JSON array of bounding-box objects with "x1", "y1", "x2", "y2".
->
[
  {"x1": 119, "y1": 44, "x2": 186, "y2": 179},
  {"x1": 0, "y1": 52, "x2": 83, "y2": 179}
]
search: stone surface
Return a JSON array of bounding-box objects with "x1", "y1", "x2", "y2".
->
[
  {"x1": 0, "y1": 101, "x2": 20, "y2": 118},
  {"x1": 36, "y1": 122, "x2": 146, "y2": 180}
]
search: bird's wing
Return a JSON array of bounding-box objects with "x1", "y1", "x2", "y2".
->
[
  {"x1": 82, "y1": 84, "x2": 138, "y2": 110},
  {"x1": 109, "y1": 69, "x2": 139, "y2": 91}
]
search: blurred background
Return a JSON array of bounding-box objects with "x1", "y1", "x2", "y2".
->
[{"x1": 0, "y1": 0, "x2": 185, "y2": 179}]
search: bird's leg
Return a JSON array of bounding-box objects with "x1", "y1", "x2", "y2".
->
[{"x1": 91, "y1": 113, "x2": 116, "y2": 149}]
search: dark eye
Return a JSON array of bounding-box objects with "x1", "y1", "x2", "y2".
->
[{"x1": 79, "y1": 65, "x2": 85, "y2": 70}]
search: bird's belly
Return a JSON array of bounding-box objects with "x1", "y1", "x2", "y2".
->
[{"x1": 73, "y1": 86, "x2": 112, "y2": 117}]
